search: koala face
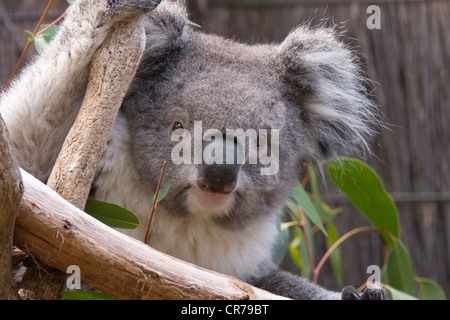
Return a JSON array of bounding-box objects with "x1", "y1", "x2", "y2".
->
[
  {"x1": 122, "y1": 34, "x2": 300, "y2": 229},
  {"x1": 120, "y1": 4, "x2": 377, "y2": 230}
]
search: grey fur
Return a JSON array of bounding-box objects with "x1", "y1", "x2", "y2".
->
[{"x1": 0, "y1": 0, "x2": 383, "y2": 300}]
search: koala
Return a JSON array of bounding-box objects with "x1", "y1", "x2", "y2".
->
[{"x1": 0, "y1": 0, "x2": 384, "y2": 300}]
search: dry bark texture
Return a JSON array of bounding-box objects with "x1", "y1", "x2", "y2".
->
[
  {"x1": 14, "y1": 170, "x2": 286, "y2": 300},
  {"x1": 46, "y1": 17, "x2": 147, "y2": 209},
  {"x1": 0, "y1": 115, "x2": 23, "y2": 300}
]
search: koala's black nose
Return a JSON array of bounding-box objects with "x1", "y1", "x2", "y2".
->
[
  {"x1": 198, "y1": 164, "x2": 238, "y2": 194},
  {"x1": 197, "y1": 137, "x2": 240, "y2": 194}
]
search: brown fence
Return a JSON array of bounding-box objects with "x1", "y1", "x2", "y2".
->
[
  {"x1": 187, "y1": 0, "x2": 450, "y2": 296},
  {"x1": 0, "y1": 0, "x2": 448, "y2": 297}
]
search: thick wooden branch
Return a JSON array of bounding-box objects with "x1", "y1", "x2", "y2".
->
[
  {"x1": 47, "y1": 16, "x2": 147, "y2": 209},
  {"x1": 0, "y1": 115, "x2": 23, "y2": 300},
  {"x1": 14, "y1": 169, "x2": 286, "y2": 300}
]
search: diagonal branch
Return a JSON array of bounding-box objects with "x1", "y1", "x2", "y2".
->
[{"x1": 46, "y1": 16, "x2": 147, "y2": 209}]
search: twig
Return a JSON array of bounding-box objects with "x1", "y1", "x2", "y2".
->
[
  {"x1": 144, "y1": 161, "x2": 167, "y2": 244},
  {"x1": 35, "y1": 8, "x2": 68, "y2": 36},
  {"x1": 6, "y1": 0, "x2": 55, "y2": 88},
  {"x1": 312, "y1": 226, "x2": 379, "y2": 284},
  {"x1": 31, "y1": 0, "x2": 55, "y2": 35}
]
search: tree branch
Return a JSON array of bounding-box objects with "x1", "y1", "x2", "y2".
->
[
  {"x1": 14, "y1": 169, "x2": 286, "y2": 300},
  {"x1": 46, "y1": 16, "x2": 147, "y2": 209}
]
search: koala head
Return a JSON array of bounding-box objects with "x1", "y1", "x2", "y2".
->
[{"x1": 120, "y1": 2, "x2": 378, "y2": 229}]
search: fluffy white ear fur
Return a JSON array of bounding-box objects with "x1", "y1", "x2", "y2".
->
[{"x1": 279, "y1": 26, "x2": 379, "y2": 160}]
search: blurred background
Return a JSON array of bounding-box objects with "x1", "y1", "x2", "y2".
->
[{"x1": 0, "y1": 0, "x2": 449, "y2": 297}]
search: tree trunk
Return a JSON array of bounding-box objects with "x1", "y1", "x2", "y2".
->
[{"x1": 0, "y1": 114, "x2": 24, "y2": 300}]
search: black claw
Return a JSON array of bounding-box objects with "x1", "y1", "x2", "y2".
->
[
  {"x1": 341, "y1": 286, "x2": 361, "y2": 300},
  {"x1": 107, "y1": 0, "x2": 162, "y2": 15},
  {"x1": 361, "y1": 285, "x2": 386, "y2": 300}
]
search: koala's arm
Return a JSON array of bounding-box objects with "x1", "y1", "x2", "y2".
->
[
  {"x1": 248, "y1": 264, "x2": 340, "y2": 300},
  {"x1": 248, "y1": 263, "x2": 385, "y2": 300},
  {"x1": 0, "y1": 0, "x2": 159, "y2": 181}
]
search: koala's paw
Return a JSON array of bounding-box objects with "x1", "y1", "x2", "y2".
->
[
  {"x1": 341, "y1": 285, "x2": 386, "y2": 300},
  {"x1": 107, "y1": 0, "x2": 162, "y2": 15}
]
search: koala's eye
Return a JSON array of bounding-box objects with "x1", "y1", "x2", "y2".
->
[
  {"x1": 171, "y1": 121, "x2": 186, "y2": 142},
  {"x1": 171, "y1": 121, "x2": 184, "y2": 132}
]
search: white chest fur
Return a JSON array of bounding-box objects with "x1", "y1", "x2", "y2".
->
[{"x1": 93, "y1": 115, "x2": 277, "y2": 280}]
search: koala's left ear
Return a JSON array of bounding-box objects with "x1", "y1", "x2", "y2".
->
[
  {"x1": 277, "y1": 26, "x2": 379, "y2": 162},
  {"x1": 135, "y1": 1, "x2": 187, "y2": 77}
]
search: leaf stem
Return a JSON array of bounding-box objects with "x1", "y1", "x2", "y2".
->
[
  {"x1": 6, "y1": 40, "x2": 31, "y2": 88},
  {"x1": 36, "y1": 8, "x2": 68, "y2": 37},
  {"x1": 33, "y1": 0, "x2": 55, "y2": 34},
  {"x1": 144, "y1": 161, "x2": 167, "y2": 244},
  {"x1": 313, "y1": 226, "x2": 379, "y2": 284},
  {"x1": 298, "y1": 205, "x2": 316, "y2": 277}
]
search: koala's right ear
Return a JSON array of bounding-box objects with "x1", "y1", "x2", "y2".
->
[
  {"x1": 277, "y1": 26, "x2": 379, "y2": 163},
  {"x1": 136, "y1": 1, "x2": 187, "y2": 76}
]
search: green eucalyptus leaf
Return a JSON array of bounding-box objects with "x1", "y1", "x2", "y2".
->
[
  {"x1": 285, "y1": 200, "x2": 300, "y2": 221},
  {"x1": 148, "y1": 184, "x2": 170, "y2": 204},
  {"x1": 298, "y1": 218, "x2": 314, "y2": 279},
  {"x1": 34, "y1": 25, "x2": 59, "y2": 54},
  {"x1": 288, "y1": 222, "x2": 314, "y2": 279},
  {"x1": 384, "y1": 285, "x2": 418, "y2": 300},
  {"x1": 37, "y1": 24, "x2": 59, "y2": 37},
  {"x1": 84, "y1": 199, "x2": 140, "y2": 229},
  {"x1": 288, "y1": 228, "x2": 308, "y2": 275},
  {"x1": 63, "y1": 291, "x2": 115, "y2": 300},
  {"x1": 416, "y1": 277, "x2": 446, "y2": 300},
  {"x1": 385, "y1": 240, "x2": 416, "y2": 295},
  {"x1": 272, "y1": 214, "x2": 290, "y2": 266},
  {"x1": 326, "y1": 158, "x2": 399, "y2": 247},
  {"x1": 291, "y1": 181, "x2": 327, "y2": 236},
  {"x1": 289, "y1": 243, "x2": 304, "y2": 272},
  {"x1": 25, "y1": 30, "x2": 35, "y2": 42},
  {"x1": 325, "y1": 221, "x2": 344, "y2": 288},
  {"x1": 308, "y1": 166, "x2": 334, "y2": 220}
]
